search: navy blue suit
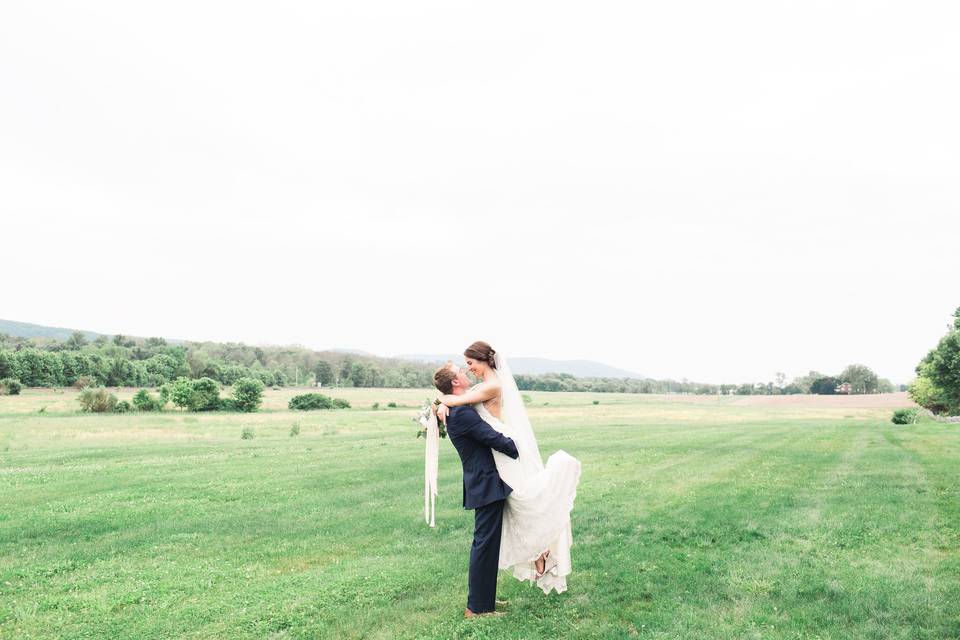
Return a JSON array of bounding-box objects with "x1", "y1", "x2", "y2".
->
[{"x1": 445, "y1": 405, "x2": 519, "y2": 614}]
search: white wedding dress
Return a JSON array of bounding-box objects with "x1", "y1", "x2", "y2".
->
[{"x1": 476, "y1": 354, "x2": 582, "y2": 595}]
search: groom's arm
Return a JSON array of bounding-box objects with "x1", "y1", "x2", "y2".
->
[{"x1": 456, "y1": 406, "x2": 519, "y2": 459}]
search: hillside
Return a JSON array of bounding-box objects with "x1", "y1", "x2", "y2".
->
[
  {"x1": 0, "y1": 319, "x2": 103, "y2": 343},
  {"x1": 396, "y1": 353, "x2": 643, "y2": 378},
  {"x1": 1, "y1": 319, "x2": 643, "y2": 381}
]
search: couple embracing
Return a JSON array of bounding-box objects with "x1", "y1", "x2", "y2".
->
[{"x1": 430, "y1": 341, "x2": 582, "y2": 618}]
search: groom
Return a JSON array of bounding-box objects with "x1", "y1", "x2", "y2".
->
[{"x1": 434, "y1": 363, "x2": 519, "y2": 618}]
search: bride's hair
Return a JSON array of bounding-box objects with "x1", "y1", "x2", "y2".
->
[
  {"x1": 433, "y1": 363, "x2": 456, "y2": 394},
  {"x1": 463, "y1": 341, "x2": 497, "y2": 370}
]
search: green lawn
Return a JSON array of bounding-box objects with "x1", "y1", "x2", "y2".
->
[{"x1": 1, "y1": 389, "x2": 957, "y2": 639}]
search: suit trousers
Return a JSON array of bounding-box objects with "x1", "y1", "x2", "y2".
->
[{"x1": 467, "y1": 498, "x2": 505, "y2": 613}]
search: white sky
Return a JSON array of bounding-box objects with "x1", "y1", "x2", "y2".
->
[{"x1": 2, "y1": 1, "x2": 958, "y2": 384}]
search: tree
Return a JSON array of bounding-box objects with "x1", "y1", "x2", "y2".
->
[
  {"x1": 0, "y1": 351, "x2": 19, "y2": 381},
  {"x1": 792, "y1": 371, "x2": 826, "y2": 394},
  {"x1": 113, "y1": 334, "x2": 135, "y2": 348},
  {"x1": 810, "y1": 376, "x2": 840, "y2": 395},
  {"x1": 231, "y1": 377, "x2": 264, "y2": 412},
  {"x1": 189, "y1": 377, "x2": 221, "y2": 411},
  {"x1": 314, "y1": 361, "x2": 334, "y2": 387},
  {"x1": 912, "y1": 307, "x2": 960, "y2": 415},
  {"x1": 66, "y1": 331, "x2": 88, "y2": 350},
  {"x1": 839, "y1": 364, "x2": 879, "y2": 395},
  {"x1": 169, "y1": 378, "x2": 195, "y2": 410},
  {"x1": 909, "y1": 375, "x2": 949, "y2": 414}
]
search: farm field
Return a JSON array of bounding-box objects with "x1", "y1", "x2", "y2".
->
[{"x1": 1, "y1": 388, "x2": 957, "y2": 639}]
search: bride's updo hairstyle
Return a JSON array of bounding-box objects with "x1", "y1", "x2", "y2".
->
[{"x1": 463, "y1": 341, "x2": 497, "y2": 370}]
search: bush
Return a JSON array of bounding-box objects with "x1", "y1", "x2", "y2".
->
[
  {"x1": 231, "y1": 377, "x2": 264, "y2": 412},
  {"x1": 372, "y1": 402, "x2": 380, "y2": 410},
  {"x1": 892, "y1": 408, "x2": 921, "y2": 425},
  {"x1": 289, "y1": 423, "x2": 300, "y2": 437},
  {"x1": 241, "y1": 426, "x2": 254, "y2": 439},
  {"x1": 189, "y1": 377, "x2": 221, "y2": 411},
  {"x1": 289, "y1": 393, "x2": 335, "y2": 410},
  {"x1": 387, "y1": 402, "x2": 397, "y2": 408},
  {"x1": 219, "y1": 398, "x2": 239, "y2": 411},
  {"x1": 115, "y1": 400, "x2": 132, "y2": 413},
  {"x1": 593, "y1": 400, "x2": 600, "y2": 405},
  {"x1": 332, "y1": 397, "x2": 351, "y2": 409},
  {"x1": 908, "y1": 375, "x2": 950, "y2": 415},
  {"x1": 73, "y1": 375, "x2": 96, "y2": 390},
  {"x1": 0, "y1": 378, "x2": 22, "y2": 395},
  {"x1": 132, "y1": 389, "x2": 163, "y2": 412},
  {"x1": 170, "y1": 377, "x2": 221, "y2": 411},
  {"x1": 79, "y1": 387, "x2": 118, "y2": 413}
]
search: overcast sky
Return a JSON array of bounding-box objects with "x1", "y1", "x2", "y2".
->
[{"x1": 2, "y1": 2, "x2": 958, "y2": 384}]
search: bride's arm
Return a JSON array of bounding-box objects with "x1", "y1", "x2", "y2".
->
[{"x1": 439, "y1": 381, "x2": 502, "y2": 408}]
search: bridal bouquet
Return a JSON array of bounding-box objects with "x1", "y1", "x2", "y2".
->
[{"x1": 414, "y1": 399, "x2": 446, "y2": 439}]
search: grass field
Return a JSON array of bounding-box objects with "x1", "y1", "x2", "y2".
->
[{"x1": 1, "y1": 388, "x2": 958, "y2": 639}]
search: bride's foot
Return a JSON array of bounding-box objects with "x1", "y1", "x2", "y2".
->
[{"x1": 535, "y1": 549, "x2": 550, "y2": 579}]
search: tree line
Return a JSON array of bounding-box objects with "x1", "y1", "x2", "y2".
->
[
  {"x1": 0, "y1": 330, "x2": 898, "y2": 396},
  {"x1": 516, "y1": 364, "x2": 896, "y2": 396},
  {"x1": 0, "y1": 332, "x2": 434, "y2": 390}
]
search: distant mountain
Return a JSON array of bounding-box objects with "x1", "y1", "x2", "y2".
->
[
  {"x1": 0, "y1": 319, "x2": 103, "y2": 342},
  {"x1": 396, "y1": 353, "x2": 644, "y2": 379},
  {"x1": 1, "y1": 319, "x2": 644, "y2": 380}
]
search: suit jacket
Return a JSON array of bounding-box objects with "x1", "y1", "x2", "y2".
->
[{"x1": 445, "y1": 405, "x2": 520, "y2": 510}]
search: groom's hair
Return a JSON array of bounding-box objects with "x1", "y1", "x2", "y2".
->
[{"x1": 433, "y1": 363, "x2": 456, "y2": 394}]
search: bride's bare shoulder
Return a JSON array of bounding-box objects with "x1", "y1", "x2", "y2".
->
[{"x1": 471, "y1": 378, "x2": 502, "y2": 397}]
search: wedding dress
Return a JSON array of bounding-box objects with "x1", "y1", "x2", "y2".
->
[{"x1": 478, "y1": 353, "x2": 582, "y2": 595}]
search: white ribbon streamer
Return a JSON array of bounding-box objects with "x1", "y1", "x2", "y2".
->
[{"x1": 424, "y1": 405, "x2": 440, "y2": 527}]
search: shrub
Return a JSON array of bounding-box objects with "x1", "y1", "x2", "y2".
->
[
  {"x1": 0, "y1": 378, "x2": 22, "y2": 395},
  {"x1": 241, "y1": 426, "x2": 255, "y2": 439},
  {"x1": 132, "y1": 389, "x2": 163, "y2": 412},
  {"x1": 387, "y1": 402, "x2": 397, "y2": 408},
  {"x1": 289, "y1": 423, "x2": 300, "y2": 437},
  {"x1": 892, "y1": 408, "x2": 921, "y2": 425},
  {"x1": 73, "y1": 376, "x2": 96, "y2": 390},
  {"x1": 219, "y1": 398, "x2": 239, "y2": 411},
  {"x1": 115, "y1": 400, "x2": 132, "y2": 413},
  {"x1": 231, "y1": 377, "x2": 264, "y2": 412},
  {"x1": 289, "y1": 393, "x2": 334, "y2": 411},
  {"x1": 908, "y1": 375, "x2": 949, "y2": 415},
  {"x1": 332, "y1": 397, "x2": 351, "y2": 409},
  {"x1": 372, "y1": 402, "x2": 380, "y2": 410},
  {"x1": 189, "y1": 377, "x2": 221, "y2": 411},
  {"x1": 170, "y1": 377, "x2": 221, "y2": 411},
  {"x1": 79, "y1": 387, "x2": 118, "y2": 413},
  {"x1": 593, "y1": 400, "x2": 600, "y2": 405}
]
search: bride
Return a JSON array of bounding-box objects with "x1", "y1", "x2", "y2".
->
[{"x1": 436, "y1": 341, "x2": 582, "y2": 594}]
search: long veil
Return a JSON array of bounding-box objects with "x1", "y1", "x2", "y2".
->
[{"x1": 495, "y1": 352, "x2": 544, "y2": 479}]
